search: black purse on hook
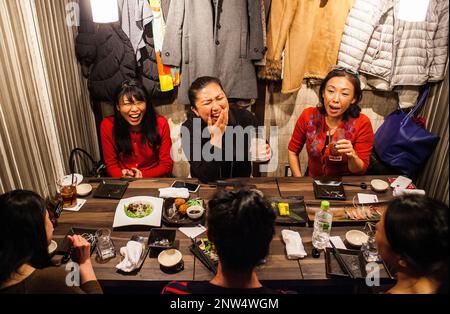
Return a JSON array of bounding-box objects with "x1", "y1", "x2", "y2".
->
[{"x1": 68, "y1": 148, "x2": 106, "y2": 177}]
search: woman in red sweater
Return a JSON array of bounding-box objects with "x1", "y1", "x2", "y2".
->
[
  {"x1": 100, "y1": 80, "x2": 173, "y2": 178},
  {"x1": 288, "y1": 67, "x2": 373, "y2": 177}
]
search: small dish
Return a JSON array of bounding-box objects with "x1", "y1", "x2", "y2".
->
[
  {"x1": 48, "y1": 240, "x2": 58, "y2": 255},
  {"x1": 77, "y1": 183, "x2": 92, "y2": 196},
  {"x1": 148, "y1": 228, "x2": 176, "y2": 250},
  {"x1": 345, "y1": 230, "x2": 369, "y2": 247},
  {"x1": 186, "y1": 205, "x2": 205, "y2": 220},
  {"x1": 370, "y1": 179, "x2": 389, "y2": 193}
]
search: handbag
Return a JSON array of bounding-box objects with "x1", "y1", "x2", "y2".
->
[
  {"x1": 69, "y1": 148, "x2": 106, "y2": 177},
  {"x1": 373, "y1": 86, "x2": 440, "y2": 178}
]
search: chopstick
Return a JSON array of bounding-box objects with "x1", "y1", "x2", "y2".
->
[{"x1": 329, "y1": 240, "x2": 355, "y2": 279}]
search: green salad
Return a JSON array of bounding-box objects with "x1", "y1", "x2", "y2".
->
[{"x1": 124, "y1": 202, "x2": 153, "y2": 218}]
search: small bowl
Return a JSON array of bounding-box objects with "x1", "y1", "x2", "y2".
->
[
  {"x1": 77, "y1": 183, "x2": 92, "y2": 196},
  {"x1": 371, "y1": 179, "x2": 389, "y2": 193},
  {"x1": 186, "y1": 205, "x2": 205, "y2": 220},
  {"x1": 48, "y1": 240, "x2": 58, "y2": 256},
  {"x1": 158, "y1": 249, "x2": 183, "y2": 267},
  {"x1": 345, "y1": 230, "x2": 369, "y2": 247}
]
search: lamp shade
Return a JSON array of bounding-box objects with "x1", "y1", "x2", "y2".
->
[
  {"x1": 91, "y1": 0, "x2": 119, "y2": 23},
  {"x1": 398, "y1": 0, "x2": 430, "y2": 22}
]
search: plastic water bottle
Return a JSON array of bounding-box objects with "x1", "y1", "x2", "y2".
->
[{"x1": 312, "y1": 200, "x2": 333, "y2": 250}]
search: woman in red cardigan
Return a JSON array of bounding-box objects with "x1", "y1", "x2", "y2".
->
[
  {"x1": 100, "y1": 80, "x2": 173, "y2": 178},
  {"x1": 288, "y1": 67, "x2": 374, "y2": 177}
]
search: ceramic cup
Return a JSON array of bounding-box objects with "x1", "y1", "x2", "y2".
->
[{"x1": 158, "y1": 248, "x2": 184, "y2": 273}]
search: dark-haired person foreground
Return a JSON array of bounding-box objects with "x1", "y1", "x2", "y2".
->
[
  {"x1": 288, "y1": 67, "x2": 374, "y2": 177},
  {"x1": 182, "y1": 76, "x2": 271, "y2": 183},
  {"x1": 162, "y1": 189, "x2": 287, "y2": 294},
  {"x1": 376, "y1": 195, "x2": 449, "y2": 294},
  {"x1": 101, "y1": 79, "x2": 173, "y2": 178},
  {"x1": 0, "y1": 190, "x2": 102, "y2": 294}
]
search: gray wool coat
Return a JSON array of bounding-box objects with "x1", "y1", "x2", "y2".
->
[{"x1": 161, "y1": 0, "x2": 264, "y2": 104}]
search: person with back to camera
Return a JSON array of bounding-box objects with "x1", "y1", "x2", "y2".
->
[
  {"x1": 162, "y1": 189, "x2": 291, "y2": 294},
  {"x1": 375, "y1": 195, "x2": 448, "y2": 294},
  {"x1": 0, "y1": 190, "x2": 102, "y2": 294},
  {"x1": 181, "y1": 76, "x2": 271, "y2": 183},
  {"x1": 288, "y1": 67, "x2": 374, "y2": 177},
  {"x1": 100, "y1": 79, "x2": 173, "y2": 178}
]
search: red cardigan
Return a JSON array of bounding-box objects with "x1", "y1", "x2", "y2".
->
[
  {"x1": 288, "y1": 107, "x2": 373, "y2": 177},
  {"x1": 100, "y1": 116, "x2": 173, "y2": 177}
]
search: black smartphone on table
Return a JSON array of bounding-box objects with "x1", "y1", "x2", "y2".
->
[{"x1": 171, "y1": 181, "x2": 200, "y2": 193}]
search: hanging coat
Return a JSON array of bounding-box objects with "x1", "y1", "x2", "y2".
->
[
  {"x1": 161, "y1": 0, "x2": 264, "y2": 105},
  {"x1": 261, "y1": 0, "x2": 354, "y2": 94},
  {"x1": 338, "y1": 0, "x2": 449, "y2": 87}
]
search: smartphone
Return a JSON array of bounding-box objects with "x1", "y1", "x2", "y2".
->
[{"x1": 171, "y1": 181, "x2": 200, "y2": 193}]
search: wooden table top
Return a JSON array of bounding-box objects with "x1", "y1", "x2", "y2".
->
[{"x1": 53, "y1": 176, "x2": 396, "y2": 290}]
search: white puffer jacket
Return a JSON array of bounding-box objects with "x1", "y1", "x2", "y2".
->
[{"x1": 338, "y1": 0, "x2": 448, "y2": 88}]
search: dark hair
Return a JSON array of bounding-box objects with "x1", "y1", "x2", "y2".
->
[
  {"x1": 318, "y1": 68, "x2": 362, "y2": 120},
  {"x1": 207, "y1": 188, "x2": 276, "y2": 272},
  {"x1": 384, "y1": 195, "x2": 449, "y2": 292},
  {"x1": 188, "y1": 76, "x2": 225, "y2": 108},
  {"x1": 113, "y1": 79, "x2": 161, "y2": 156},
  {"x1": 0, "y1": 190, "x2": 53, "y2": 285}
]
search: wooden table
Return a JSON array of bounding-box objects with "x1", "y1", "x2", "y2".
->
[{"x1": 53, "y1": 177, "x2": 396, "y2": 293}]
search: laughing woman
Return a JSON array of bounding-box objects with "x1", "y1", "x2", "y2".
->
[
  {"x1": 288, "y1": 67, "x2": 374, "y2": 177},
  {"x1": 101, "y1": 80, "x2": 173, "y2": 178}
]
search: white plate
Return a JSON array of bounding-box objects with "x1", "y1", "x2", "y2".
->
[{"x1": 113, "y1": 196, "x2": 163, "y2": 228}]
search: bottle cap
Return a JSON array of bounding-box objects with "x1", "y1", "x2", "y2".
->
[{"x1": 320, "y1": 200, "x2": 330, "y2": 210}]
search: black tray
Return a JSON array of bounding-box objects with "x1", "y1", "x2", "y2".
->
[
  {"x1": 313, "y1": 181, "x2": 346, "y2": 201},
  {"x1": 325, "y1": 247, "x2": 367, "y2": 278},
  {"x1": 269, "y1": 196, "x2": 307, "y2": 226},
  {"x1": 93, "y1": 180, "x2": 128, "y2": 199},
  {"x1": 189, "y1": 239, "x2": 218, "y2": 274},
  {"x1": 162, "y1": 198, "x2": 206, "y2": 227}
]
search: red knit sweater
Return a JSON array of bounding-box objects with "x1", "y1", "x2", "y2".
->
[
  {"x1": 100, "y1": 116, "x2": 173, "y2": 177},
  {"x1": 288, "y1": 107, "x2": 373, "y2": 177}
]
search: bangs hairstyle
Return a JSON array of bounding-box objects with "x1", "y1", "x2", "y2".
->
[
  {"x1": 113, "y1": 80, "x2": 161, "y2": 156},
  {"x1": 384, "y1": 196, "x2": 449, "y2": 290},
  {"x1": 0, "y1": 190, "x2": 53, "y2": 285},
  {"x1": 318, "y1": 69, "x2": 363, "y2": 120},
  {"x1": 207, "y1": 189, "x2": 276, "y2": 272},
  {"x1": 188, "y1": 76, "x2": 224, "y2": 108}
]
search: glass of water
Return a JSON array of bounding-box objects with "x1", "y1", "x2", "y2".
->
[
  {"x1": 362, "y1": 222, "x2": 380, "y2": 262},
  {"x1": 95, "y1": 228, "x2": 116, "y2": 261}
]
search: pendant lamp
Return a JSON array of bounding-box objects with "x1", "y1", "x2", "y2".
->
[
  {"x1": 91, "y1": 0, "x2": 119, "y2": 23},
  {"x1": 398, "y1": 0, "x2": 430, "y2": 22}
]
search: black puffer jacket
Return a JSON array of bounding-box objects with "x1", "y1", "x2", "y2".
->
[{"x1": 75, "y1": 0, "x2": 137, "y2": 102}]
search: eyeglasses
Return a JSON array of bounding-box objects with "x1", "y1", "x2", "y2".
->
[{"x1": 331, "y1": 66, "x2": 360, "y2": 77}]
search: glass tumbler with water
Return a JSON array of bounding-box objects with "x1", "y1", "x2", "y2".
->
[
  {"x1": 362, "y1": 222, "x2": 380, "y2": 262},
  {"x1": 95, "y1": 228, "x2": 116, "y2": 261}
]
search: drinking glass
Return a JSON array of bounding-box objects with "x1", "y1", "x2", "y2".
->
[
  {"x1": 361, "y1": 222, "x2": 380, "y2": 262},
  {"x1": 250, "y1": 127, "x2": 268, "y2": 162},
  {"x1": 329, "y1": 128, "x2": 345, "y2": 162},
  {"x1": 95, "y1": 228, "x2": 116, "y2": 261},
  {"x1": 57, "y1": 176, "x2": 77, "y2": 208}
]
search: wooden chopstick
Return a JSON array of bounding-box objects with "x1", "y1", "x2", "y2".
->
[{"x1": 329, "y1": 240, "x2": 356, "y2": 279}]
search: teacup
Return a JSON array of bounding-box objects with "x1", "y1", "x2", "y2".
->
[{"x1": 158, "y1": 249, "x2": 184, "y2": 273}]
